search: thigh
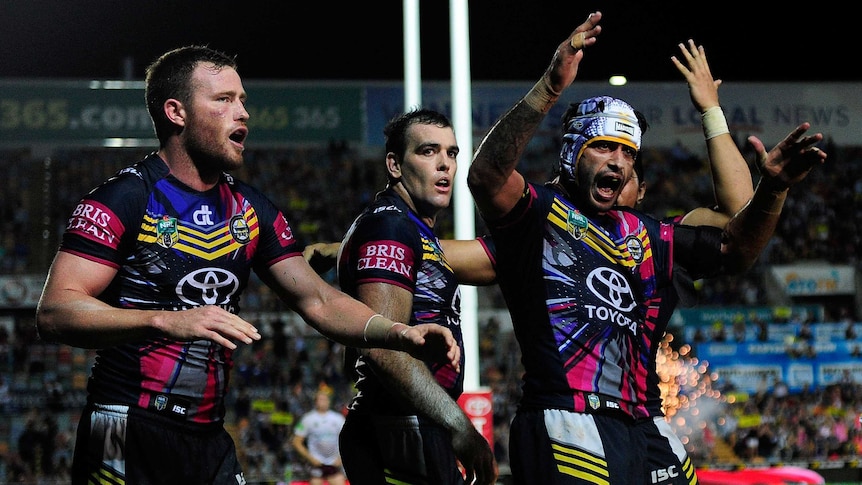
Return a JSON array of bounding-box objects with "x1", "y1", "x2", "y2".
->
[
  {"x1": 509, "y1": 409, "x2": 642, "y2": 485},
  {"x1": 125, "y1": 409, "x2": 241, "y2": 485},
  {"x1": 339, "y1": 414, "x2": 386, "y2": 484},
  {"x1": 71, "y1": 403, "x2": 129, "y2": 485},
  {"x1": 340, "y1": 413, "x2": 464, "y2": 485},
  {"x1": 642, "y1": 417, "x2": 699, "y2": 485}
]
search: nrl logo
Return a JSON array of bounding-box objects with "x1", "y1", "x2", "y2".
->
[{"x1": 156, "y1": 216, "x2": 178, "y2": 248}]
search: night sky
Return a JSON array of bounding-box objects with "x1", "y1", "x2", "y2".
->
[{"x1": 1, "y1": 1, "x2": 854, "y2": 83}]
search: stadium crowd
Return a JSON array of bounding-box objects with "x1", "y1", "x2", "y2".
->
[{"x1": 0, "y1": 134, "x2": 859, "y2": 482}]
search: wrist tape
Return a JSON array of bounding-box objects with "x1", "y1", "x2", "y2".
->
[
  {"x1": 363, "y1": 314, "x2": 397, "y2": 343},
  {"x1": 702, "y1": 106, "x2": 730, "y2": 140},
  {"x1": 523, "y1": 78, "x2": 560, "y2": 114}
]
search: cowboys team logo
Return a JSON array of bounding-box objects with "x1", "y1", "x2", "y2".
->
[
  {"x1": 154, "y1": 394, "x2": 168, "y2": 411},
  {"x1": 566, "y1": 209, "x2": 589, "y2": 240},
  {"x1": 588, "y1": 393, "x2": 601, "y2": 410},
  {"x1": 625, "y1": 235, "x2": 644, "y2": 264},
  {"x1": 156, "y1": 216, "x2": 179, "y2": 248},
  {"x1": 229, "y1": 215, "x2": 251, "y2": 244}
]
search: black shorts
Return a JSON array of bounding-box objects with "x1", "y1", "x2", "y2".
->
[
  {"x1": 71, "y1": 403, "x2": 244, "y2": 485},
  {"x1": 339, "y1": 412, "x2": 466, "y2": 485},
  {"x1": 508, "y1": 408, "x2": 697, "y2": 485}
]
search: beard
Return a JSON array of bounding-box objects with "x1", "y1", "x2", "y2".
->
[{"x1": 185, "y1": 127, "x2": 244, "y2": 178}]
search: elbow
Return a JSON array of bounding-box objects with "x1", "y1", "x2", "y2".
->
[
  {"x1": 34, "y1": 308, "x2": 60, "y2": 343},
  {"x1": 466, "y1": 168, "x2": 484, "y2": 194}
]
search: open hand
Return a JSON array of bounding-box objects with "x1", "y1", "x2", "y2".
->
[{"x1": 748, "y1": 122, "x2": 827, "y2": 190}]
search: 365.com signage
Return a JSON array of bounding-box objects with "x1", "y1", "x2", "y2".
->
[{"x1": 0, "y1": 80, "x2": 364, "y2": 146}]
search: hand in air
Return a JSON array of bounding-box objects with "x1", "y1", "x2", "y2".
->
[
  {"x1": 671, "y1": 39, "x2": 721, "y2": 113},
  {"x1": 748, "y1": 122, "x2": 827, "y2": 190},
  {"x1": 544, "y1": 11, "x2": 603, "y2": 94}
]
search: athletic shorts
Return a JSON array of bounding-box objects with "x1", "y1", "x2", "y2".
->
[
  {"x1": 308, "y1": 463, "x2": 344, "y2": 479},
  {"x1": 71, "y1": 403, "x2": 245, "y2": 485},
  {"x1": 508, "y1": 408, "x2": 698, "y2": 485},
  {"x1": 339, "y1": 413, "x2": 466, "y2": 485}
]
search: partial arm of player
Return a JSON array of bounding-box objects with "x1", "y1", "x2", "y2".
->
[
  {"x1": 262, "y1": 255, "x2": 460, "y2": 369},
  {"x1": 440, "y1": 237, "x2": 496, "y2": 286},
  {"x1": 357, "y1": 282, "x2": 498, "y2": 485},
  {"x1": 35, "y1": 251, "x2": 262, "y2": 349},
  {"x1": 291, "y1": 430, "x2": 322, "y2": 467},
  {"x1": 303, "y1": 239, "x2": 497, "y2": 287},
  {"x1": 468, "y1": 12, "x2": 602, "y2": 220},
  {"x1": 672, "y1": 39, "x2": 754, "y2": 227},
  {"x1": 302, "y1": 241, "x2": 340, "y2": 274},
  {"x1": 719, "y1": 122, "x2": 826, "y2": 273}
]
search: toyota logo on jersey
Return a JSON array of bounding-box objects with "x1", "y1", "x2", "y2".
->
[
  {"x1": 586, "y1": 267, "x2": 637, "y2": 312},
  {"x1": 176, "y1": 268, "x2": 240, "y2": 306}
]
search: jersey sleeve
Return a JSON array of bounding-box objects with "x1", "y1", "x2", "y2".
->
[
  {"x1": 59, "y1": 172, "x2": 148, "y2": 269},
  {"x1": 346, "y1": 209, "x2": 421, "y2": 291},
  {"x1": 672, "y1": 223, "x2": 725, "y2": 280}
]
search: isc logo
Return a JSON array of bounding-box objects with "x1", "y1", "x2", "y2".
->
[
  {"x1": 172, "y1": 404, "x2": 188, "y2": 416},
  {"x1": 650, "y1": 466, "x2": 678, "y2": 483}
]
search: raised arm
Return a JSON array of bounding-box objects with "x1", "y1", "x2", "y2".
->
[
  {"x1": 721, "y1": 123, "x2": 826, "y2": 273},
  {"x1": 468, "y1": 12, "x2": 602, "y2": 220},
  {"x1": 671, "y1": 40, "x2": 754, "y2": 227}
]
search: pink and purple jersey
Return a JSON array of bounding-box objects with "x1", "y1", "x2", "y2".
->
[
  {"x1": 59, "y1": 153, "x2": 300, "y2": 424},
  {"x1": 487, "y1": 182, "x2": 721, "y2": 419}
]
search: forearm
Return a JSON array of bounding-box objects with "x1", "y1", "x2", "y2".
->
[
  {"x1": 721, "y1": 179, "x2": 788, "y2": 274},
  {"x1": 291, "y1": 437, "x2": 315, "y2": 465},
  {"x1": 300, "y1": 291, "x2": 407, "y2": 349},
  {"x1": 36, "y1": 294, "x2": 160, "y2": 348},
  {"x1": 364, "y1": 348, "x2": 472, "y2": 433},
  {"x1": 468, "y1": 88, "x2": 548, "y2": 219},
  {"x1": 471, "y1": 96, "x2": 547, "y2": 183},
  {"x1": 702, "y1": 107, "x2": 753, "y2": 218}
]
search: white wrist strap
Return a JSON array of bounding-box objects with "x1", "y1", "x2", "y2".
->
[{"x1": 702, "y1": 106, "x2": 729, "y2": 140}]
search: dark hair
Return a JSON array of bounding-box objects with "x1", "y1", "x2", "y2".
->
[
  {"x1": 383, "y1": 108, "x2": 453, "y2": 162},
  {"x1": 633, "y1": 154, "x2": 645, "y2": 183},
  {"x1": 144, "y1": 45, "x2": 238, "y2": 144}
]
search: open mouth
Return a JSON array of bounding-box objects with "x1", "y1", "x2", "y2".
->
[
  {"x1": 230, "y1": 127, "x2": 248, "y2": 144},
  {"x1": 596, "y1": 174, "x2": 622, "y2": 199}
]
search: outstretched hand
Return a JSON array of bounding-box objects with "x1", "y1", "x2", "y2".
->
[
  {"x1": 671, "y1": 39, "x2": 721, "y2": 112},
  {"x1": 544, "y1": 11, "x2": 603, "y2": 94},
  {"x1": 748, "y1": 122, "x2": 827, "y2": 190}
]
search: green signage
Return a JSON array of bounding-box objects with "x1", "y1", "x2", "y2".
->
[{"x1": 0, "y1": 80, "x2": 363, "y2": 146}]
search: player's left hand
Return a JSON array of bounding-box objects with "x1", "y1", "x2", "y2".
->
[
  {"x1": 396, "y1": 323, "x2": 461, "y2": 372},
  {"x1": 748, "y1": 122, "x2": 827, "y2": 190}
]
